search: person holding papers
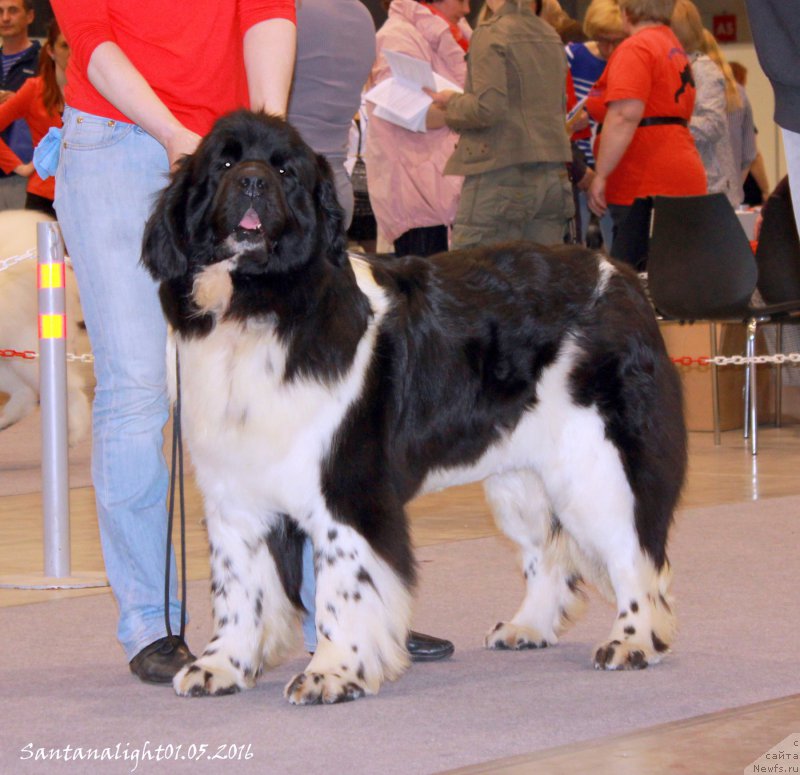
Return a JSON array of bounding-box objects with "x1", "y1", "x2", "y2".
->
[
  {"x1": 427, "y1": 0, "x2": 574, "y2": 249},
  {"x1": 365, "y1": 0, "x2": 471, "y2": 257}
]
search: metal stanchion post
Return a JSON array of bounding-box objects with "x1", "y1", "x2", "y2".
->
[
  {"x1": 38, "y1": 221, "x2": 71, "y2": 577},
  {"x1": 0, "y1": 222, "x2": 107, "y2": 590}
]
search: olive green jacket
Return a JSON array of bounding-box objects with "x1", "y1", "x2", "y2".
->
[{"x1": 444, "y1": 1, "x2": 571, "y2": 176}]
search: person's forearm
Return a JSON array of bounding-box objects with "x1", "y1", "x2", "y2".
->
[
  {"x1": 244, "y1": 19, "x2": 296, "y2": 117},
  {"x1": 587, "y1": 100, "x2": 643, "y2": 215},
  {"x1": 594, "y1": 109, "x2": 639, "y2": 180},
  {"x1": 86, "y1": 41, "x2": 186, "y2": 148}
]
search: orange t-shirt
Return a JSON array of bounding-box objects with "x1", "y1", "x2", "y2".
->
[
  {"x1": 586, "y1": 25, "x2": 707, "y2": 206},
  {"x1": 0, "y1": 77, "x2": 60, "y2": 201}
]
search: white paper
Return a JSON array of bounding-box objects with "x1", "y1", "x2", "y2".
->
[
  {"x1": 363, "y1": 50, "x2": 463, "y2": 133},
  {"x1": 385, "y1": 50, "x2": 437, "y2": 91}
]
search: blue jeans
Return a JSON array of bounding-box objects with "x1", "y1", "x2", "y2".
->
[
  {"x1": 55, "y1": 107, "x2": 182, "y2": 660},
  {"x1": 56, "y1": 107, "x2": 320, "y2": 659}
]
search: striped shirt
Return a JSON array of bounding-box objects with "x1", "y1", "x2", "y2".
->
[{"x1": 566, "y1": 42, "x2": 606, "y2": 168}]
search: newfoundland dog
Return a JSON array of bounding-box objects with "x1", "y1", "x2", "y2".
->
[{"x1": 141, "y1": 110, "x2": 686, "y2": 705}]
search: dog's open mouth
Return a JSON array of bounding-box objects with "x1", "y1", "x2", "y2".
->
[{"x1": 238, "y1": 207, "x2": 263, "y2": 234}]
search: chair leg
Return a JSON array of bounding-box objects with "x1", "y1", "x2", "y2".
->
[
  {"x1": 742, "y1": 332, "x2": 751, "y2": 442},
  {"x1": 776, "y1": 323, "x2": 783, "y2": 428},
  {"x1": 747, "y1": 319, "x2": 758, "y2": 455},
  {"x1": 710, "y1": 322, "x2": 721, "y2": 446}
]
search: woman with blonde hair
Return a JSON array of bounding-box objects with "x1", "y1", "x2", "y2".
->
[
  {"x1": 700, "y1": 29, "x2": 742, "y2": 112},
  {"x1": 586, "y1": 0, "x2": 706, "y2": 247},
  {"x1": 702, "y1": 28, "x2": 757, "y2": 206},
  {"x1": 671, "y1": 0, "x2": 740, "y2": 206}
]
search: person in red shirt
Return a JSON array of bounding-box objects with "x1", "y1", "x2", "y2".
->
[
  {"x1": 50, "y1": 0, "x2": 296, "y2": 685},
  {"x1": 0, "y1": 19, "x2": 68, "y2": 215},
  {"x1": 586, "y1": 0, "x2": 706, "y2": 246}
]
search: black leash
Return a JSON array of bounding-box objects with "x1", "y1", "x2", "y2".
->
[{"x1": 164, "y1": 346, "x2": 188, "y2": 640}]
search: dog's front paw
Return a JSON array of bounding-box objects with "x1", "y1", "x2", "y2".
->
[
  {"x1": 593, "y1": 640, "x2": 650, "y2": 670},
  {"x1": 173, "y1": 661, "x2": 242, "y2": 697},
  {"x1": 284, "y1": 671, "x2": 370, "y2": 705},
  {"x1": 485, "y1": 621, "x2": 552, "y2": 650}
]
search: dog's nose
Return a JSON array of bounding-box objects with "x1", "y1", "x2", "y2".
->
[
  {"x1": 239, "y1": 174, "x2": 266, "y2": 199},
  {"x1": 235, "y1": 163, "x2": 269, "y2": 199}
]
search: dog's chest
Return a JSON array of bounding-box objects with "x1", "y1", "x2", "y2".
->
[{"x1": 175, "y1": 316, "x2": 372, "y2": 513}]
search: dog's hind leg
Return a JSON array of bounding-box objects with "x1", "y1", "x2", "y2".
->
[
  {"x1": 591, "y1": 551, "x2": 676, "y2": 671},
  {"x1": 550, "y1": 442, "x2": 677, "y2": 670},
  {"x1": 0, "y1": 368, "x2": 37, "y2": 431},
  {"x1": 284, "y1": 515, "x2": 413, "y2": 705},
  {"x1": 173, "y1": 509, "x2": 303, "y2": 697},
  {"x1": 483, "y1": 471, "x2": 586, "y2": 651}
]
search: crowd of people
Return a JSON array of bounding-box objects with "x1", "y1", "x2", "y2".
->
[{"x1": 2, "y1": 0, "x2": 797, "y2": 686}]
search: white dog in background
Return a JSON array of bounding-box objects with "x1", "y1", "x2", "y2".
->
[{"x1": 0, "y1": 209, "x2": 92, "y2": 444}]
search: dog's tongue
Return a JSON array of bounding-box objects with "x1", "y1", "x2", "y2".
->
[{"x1": 239, "y1": 208, "x2": 261, "y2": 230}]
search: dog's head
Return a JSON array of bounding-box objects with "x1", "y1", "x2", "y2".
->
[{"x1": 141, "y1": 110, "x2": 348, "y2": 282}]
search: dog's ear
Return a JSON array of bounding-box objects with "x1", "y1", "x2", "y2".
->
[
  {"x1": 141, "y1": 155, "x2": 195, "y2": 281},
  {"x1": 314, "y1": 153, "x2": 348, "y2": 267}
]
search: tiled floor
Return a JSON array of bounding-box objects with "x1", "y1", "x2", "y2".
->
[{"x1": 2, "y1": 425, "x2": 799, "y2": 772}]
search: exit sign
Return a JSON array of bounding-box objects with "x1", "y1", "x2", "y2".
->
[{"x1": 713, "y1": 14, "x2": 737, "y2": 42}]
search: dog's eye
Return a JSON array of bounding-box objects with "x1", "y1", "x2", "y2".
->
[
  {"x1": 224, "y1": 162, "x2": 232, "y2": 168},
  {"x1": 278, "y1": 168, "x2": 286, "y2": 175}
]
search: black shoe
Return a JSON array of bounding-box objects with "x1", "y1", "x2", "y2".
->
[
  {"x1": 407, "y1": 630, "x2": 454, "y2": 662},
  {"x1": 129, "y1": 635, "x2": 195, "y2": 684}
]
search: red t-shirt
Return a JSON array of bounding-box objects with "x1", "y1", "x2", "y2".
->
[
  {"x1": 51, "y1": 0, "x2": 296, "y2": 136},
  {"x1": 586, "y1": 24, "x2": 707, "y2": 206},
  {"x1": 0, "y1": 77, "x2": 60, "y2": 200}
]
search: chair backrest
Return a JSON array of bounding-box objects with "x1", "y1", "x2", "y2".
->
[
  {"x1": 754, "y1": 179, "x2": 800, "y2": 304},
  {"x1": 647, "y1": 193, "x2": 758, "y2": 320},
  {"x1": 610, "y1": 196, "x2": 652, "y2": 271}
]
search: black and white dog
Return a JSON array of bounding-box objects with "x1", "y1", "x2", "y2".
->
[{"x1": 141, "y1": 111, "x2": 686, "y2": 705}]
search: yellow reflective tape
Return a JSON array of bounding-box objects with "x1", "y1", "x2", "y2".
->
[
  {"x1": 39, "y1": 314, "x2": 65, "y2": 339},
  {"x1": 38, "y1": 263, "x2": 65, "y2": 289}
]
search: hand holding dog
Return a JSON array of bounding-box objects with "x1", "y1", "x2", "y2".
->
[{"x1": 163, "y1": 124, "x2": 202, "y2": 170}]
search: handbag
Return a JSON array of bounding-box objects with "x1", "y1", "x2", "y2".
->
[{"x1": 350, "y1": 115, "x2": 374, "y2": 220}]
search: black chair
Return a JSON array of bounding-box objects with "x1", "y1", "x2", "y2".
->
[
  {"x1": 610, "y1": 196, "x2": 653, "y2": 271},
  {"x1": 646, "y1": 192, "x2": 800, "y2": 454},
  {"x1": 755, "y1": 179, "x2": 800, "y2": 424}
]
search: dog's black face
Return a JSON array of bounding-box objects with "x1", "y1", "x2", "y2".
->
[
  {"x1": 142, "y1": 110, "x2": 347, "y2": 283},
  {"x1": 141, "y1": 110, "x2": 371, "y2": 380}
]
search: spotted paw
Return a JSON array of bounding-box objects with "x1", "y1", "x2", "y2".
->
[
  {"x1": 173, "y1": 661, "x2": 242, "y2": 697},
  {"x1": 485, "y1": 622, "x2": 552, "y2": 650},
  {"x1": 593, "y1": 640, "x2": 649, "y2": 670},
  {"x1": 284, "y1": 671, "x2": 370, "y2": 705}
]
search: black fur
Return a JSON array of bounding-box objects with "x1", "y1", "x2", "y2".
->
[{"x1": 265, "y1": 515, "x2": 307, "y2": 613}]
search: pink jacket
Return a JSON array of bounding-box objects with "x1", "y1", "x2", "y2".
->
[{"x1": 365, "y1": 0, "x2": 469, "y2": 243}]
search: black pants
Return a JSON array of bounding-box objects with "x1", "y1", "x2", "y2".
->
[{"x1": 393, "y1": 225, "x2": 448, "y2": 258}]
